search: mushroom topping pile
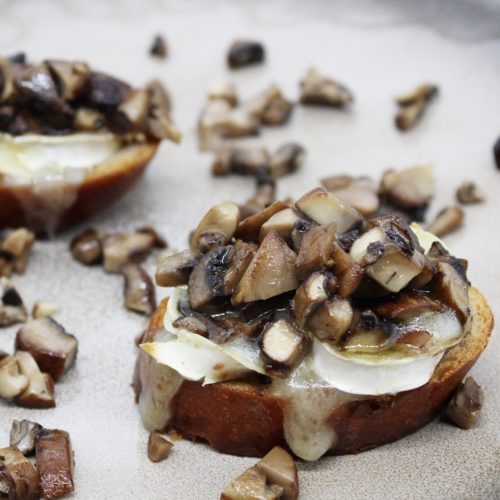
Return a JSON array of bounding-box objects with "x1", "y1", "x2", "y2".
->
[
  {"x1": 394, "y1": 83, "x2": 438, "y2": 131},
  {"x1": 147, "y1": 187, "x2": 472, "y2": 379},
  {"x1": 0, "y1": 55, "x2": 180, "y2": 142},
  {"x1": 0, "y1": 228, "x2": 35, "y2": 277}
]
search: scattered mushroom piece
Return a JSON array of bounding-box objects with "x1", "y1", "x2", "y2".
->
[
  {"x1": 32, "y1": 300, "x2": 59, "y2": 319},
  {"x1": 190, "y1": 202, "x2": 240, "y2": 254},
  {"x1": 307, "y1": 297, "x2": 353, "y2": 343},
  {"x1": 380, "y1": 166, "x2": 435, "y2": 211},
  {"x1": 146, "y1": 79, "x2": 181, "y2": 143},
  {"x1": 0, "y1": 446, "x2": 40, "y2": 500},
  {"x1": 236, "y1": 201, "x2": 289, "y2": 242},
  {"x1": 1, "y1": 228, "x2": 35, "y2": 274},
  {"x1": 427, "y1": 207, "x2": 464, "y2": 238},
  {"x1": 70, "y1": 228, "x2": 104, "y2": 265},
  {"x1": 211, "y1": 147, "x2": 270, "y2": 176},
  {"x1": 14, "y1": 351, "x2": 56, "y2": 409},
  {"x1": 147, "y1": 432, "x2": 173, "y2": 462},
  {"x1": 246, "y1": 85, "x2": 293, "y2": 126},
  {"x1": 221, "y1": 466, "x2": 282, "y2": 500},
  {"x1": 260, "y1": 208, "x2": 300, "y2": 242},
  {"x1": 494, "y1": 137, "x2": 500, "y2": 169},
  {"x1": 456, "y1": 182, "x2": 485, "y2": 205},
  {"x1": 36, "y1": 428, "x2": 75, "y2": 499},
  {"x1": 10, "y1": 420, "x2": 42, "y2": 455},
  {"x1": 444, "y1": 377, "x2": 484, "y2": 429},
  {"x1": 233, "y1": 231, "x2": 298, "y2": 304},
  {"x1": 292, "y1": 272, "x2": 329, "y2": 328},
  {"x1": 150, "y1": 34, "x2": 168, "y2": 59},
  {"x1": 394, "y1": 83, "x2": 438, "y2": 131},
  {"x1": 103, "y1": 231, "x2": 156, "y2": 273},
  {"x1": 299, "y1": 68, "x2": 353, "y2": 108},
  {"x1": 0, "y1": 356, "x2": 28, "y2": 399},
  {"x1": 295, "y1": 224, "x2": 336, "y2": 279},
  {"x1": 208, "y1": 81, "x2": 238, "y2": 107},
  {"x1": 123, "y1": 262, "x2": 157, "y2": 316},
  {"x1": 261, "y1": 319, "x2": 306, "y2": 367},
  {"x1": 156, "y1": 249, "x2": 197, "y2": 287},
  {"x1": 0, "y1": 277, "x2": 28, "y2": 327},
  {"x1": 295, "y1": 188, "x2": 362, "y2": 233},
  {"x1": 15, "y1": 318, "x2": 78, "y2": 382},
  {"x1": 270, "y1": 143, "x2": 305, "y2": 179},
  {"x1": 227, "y1": 40, "x2": 265, "y2": 69}
]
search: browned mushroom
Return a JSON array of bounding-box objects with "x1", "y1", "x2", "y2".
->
[
  {"x1": 116, "y1": 89, "x2": 150, "y2": 132},
  {"x1": 295, "y1": 224, "x2": 336, "y2": 279},
  {"x1": 236, "y1": 201, "x2": 289, "y2": 242},
  {"x1": 246, "y1": 85, "x2": 293, "y2": 126},
  {"x1": 295, "y1": 188, "x2": 362, "y2": 234},
  {"x1": 395, "y1": 330, "x2": 432, "y2": 351},
  {"x1": 373, "y1": 291, "x2": 444, "y2": 321},
  {"x1": 222, "y1": 240, "x2": 257, "y2": 295},
  {"x1": 270, "y1": 143, "x2": 305, "y2": 179},
  {"x1": 103, "y1": 231, "x2": 156, "y2": 273},
  {"x1": 45, "y1": 59, "x2": 89, "y2": 100},
  {"x1": 146, "y1": 79, "x2": 181, "y2": 143},
  {"x1": 233, "y1": 231, "x2": 298, "y2": 304},
  {"x1": 456, "y1": 182, "x2": 485, "y2": 205},
  {"x1": 1, "y1": 228, "x2": 35, "y2": 274},
  {"x1": 147, "y1": 432, "x2": 173, "y2": 462},
  {"x1": 343, "y1": 311, "x2": 390, "y2": 352},
  {"x1": 14, "y1": 351, "x2": 56, "y2": 409},
  {"x1": 242, "y1": 166, "x2": 276, "y2": 216},
  {"x1": 15, "y1": 318, "x2": 78, "y2": 382},
  {"x1": 444, "y1": 377, "x2": 484, "y2": 429},
  {"x1": 332, "y1": 242, "x2": 364, "y2": 298},
  {"x1": 306, "y1": 297, "x2": 353, "y2": 343},
  {"x1": 36, "y1": 428, "x2": 74, "y2": 499},
  {"x1": 73, "y1": 107, "x2": 104, "y2": 131},
  {"x1": 394, "y1": 83, "x2": 438, "y2": 131},
  {"x1": 0, "y1": 356, "x2": 28, "y2": 399},
  {"x1": 149, "y1": 35, "x2": 168, "y2": 59},
  {"x1": 0, "y1": 277, "x2": 28, "y2": 326},
  {"x1": 207, "y1": 81, "x2": 238, "y2": 107},
  {"x1": 292, "y1": 272, "x2": 329, "y2": 328},
  {"x1": 122, "y1": 262, "x2": 157, "y2": 316},
  {"x1": 261, "y1": 320, "x2": 306, "y2": 367},
  {"x1": 211, "y1": 147, "x2": 269, "y2": 176},
  {"x1": 299, "y1": 68, "x2": 353, "y2": 108},
  {"x1": 427, "y1": 206, "x2": 464, "y2": 238},
  {"x1": 172, "y1": 316, "x2": 208, "y2": 337},
  {"x1": 290, "y1": 219, "x2": 316, "y2": 253},
  {"x1": 227, "y1": 40, "x2": 265, "y2": 69},
  {"x1": 222, "y1": 466, "x2": 282, "y2": 500},
  {"x1": 260, "y1": 208, "x2": 300, "y2": 242},
  {"x1": 85, "y1": 71, "x2": 131, "y2": 111},
  {"x1": 70, "y1": 228, "x2": 104, "y2": 265},
  {"x1": 0, "y1": 446, "x2": 40, "y2": 500},
  {"x1": 10, "y1": 420, "x2": 42, "y2": 455},
  {"x1": 155, "y1": 249, "x2": 197, "y2": 287}
]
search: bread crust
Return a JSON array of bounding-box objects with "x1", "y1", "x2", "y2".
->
[
  {"x1": 134, "y1": 287, "x2": 493, "y2": 458},
  {"x1": 0, "y1": 141, "x2": 158, "y2": 233}
]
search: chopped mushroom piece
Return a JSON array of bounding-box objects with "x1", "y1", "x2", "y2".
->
[
  {"x1": 344, "y1": 319, "x2": 390, "y2": 352},
  {"x1": 146, "y1": 79, "x2": 181, "y2": 143},
  {"x1": 156, "y1": 249, "x2": 197, "y2": 287},
  {"x1": 246, "y1": 85, "x2": 293, "y2": 126},
  {"x1": 147, "y1": 432, "x2": 173, "y2": 462},
  {"x1": 10, "y1": 420, "x2": 42, "y2": 455},
  {"x1": 427, "y1": 207, "x2": 464, "y2": 238},
  {"x1": 292, "y1": 272, "x2": 329, "y2": 328},
  {"x1": 261, "y1": 319, "x2": 306, "y2": 367},
  {"x1": 115, "y1": 89, "x2": 150, "y2": 132},
  {"x1": 299, "y1": 68, "x2": 353, "y2": 108},
  {"x1": 456, "y1": 182, "x2": 485, "y2": 205},
  {"x1": 14, "y1": 351, "x2": 56, "y2": 408},
  {"x1": 32, "y1": 300, "x2": 59, "y2": 319},
  {"x1": 208, "y1": 81, "x2": 238, "y2": 107},
  {"x1": 85, "y1": 71, "x2": 131, "y2": 111},
  {"x1": 394, "y1": 83, "x2": 438, "y2": 131},
  {"x1": 70, "y1": 228, "x2": 104, "y2": 265},
  {"x1": 295, "y1": 188, "x2": 362, "y2": 233},
  {"x1": 0, "y1": 446, "x2": 40, "y2": 500},
  {"x1": 211, "y1": 147, "x2": 270, "y2": 176},
  {"x1": 306, "y1": 297, "x2": 353, "y2": 343},
  {"x1": 227, "y1": 40, "x2": 265, "y2": 69},
  {"x1": 242, "y1": 166, "x2": 276, "y2": 216},
  {"x1": 233, "y1": 231, "x2": 298, "y2": 304},
  {"x1": 236, "y1": 201, "x2": 289, "y2": 242},
  {"x1": 444, "y1": 377, "x2": 484, "y2": 429},
  {"x1": 332, "y1": 243, "x2": 364, "y2": 298},
  {"x1": 0, "y1": 277, "x2": 28, "y2": 326},
  {"x1": 1, "y1": 228, "x2": 35, "y2": 274},
  {"x1": 222, "y1": 241, "x2": 257, "y2": 295},
  {"x1": 373, "y1": 291, "x2": 444, "y2": 321},
  {"x1": 190, "y1": 202, "x2": 240, "y2": 254},
  {"x1": 123, "y1": 262, "x2": 157, "y2": 316},
  {"x1": 45, "y1": 59, "x2": 89, "y2": 101},
  {"x1": 0, "y1": 356, "x2": 28, "y2": 399},
  {"x1": 295, "y1": 224, "x2": 336, "y2": 279},
  {"x1": 290, "y1": 219, "x2": 316, "y2": 253},
  {"x1": 73, "y1": 107, "x2": 104, "y2": 131},
  {"x1": 150, "y1": 34, "x2": 168, "y2": 58},
  {"x1": 15, "y1": 318, "x2": 78, "y2": 382},
  {"x1": 103, "y1": 232, "x2": 156, "y2": 273},
  {"x1": 322, "y1": 176, "x2": 379, "y2": 216},
  {"x1": 270, "y1": 143, "x2": 305, "y2": 179},
  {"x1": 221, "y1": 466, "x2": 282, "y2": 500},
  {"x1": 36, "y1": 429, "x2": 75, "y2": 499},
  {"x1": 260, "y1": 208, "x2": 300, "y2": 242}
]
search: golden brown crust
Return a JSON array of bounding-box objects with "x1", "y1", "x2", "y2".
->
[
  {"x1": 0, "y1": 141, "x2": 158, "y2": 233},
  {"x1": 135, "y1": 288, "x2": 493, "y2": 458}
]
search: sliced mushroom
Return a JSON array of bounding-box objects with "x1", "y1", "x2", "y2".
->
[
  {"x1": 236, "y1": 201, "x2": 289, "y2": 242},
  {"x1": 150, "y1": 34, "x2": 168, "y2": 58},
  {"x1": 306, "y1": 297, "x2": 353, "y2": 343},
  {"x1": 444, "y1": 377, "x2": 484, "y2": 429},
  {"x1": 332, "y1": 242, "x2": 364, "y2": 298},
  {"x1": 10, "y1": 420, "x2": 42, "y2": 456},
  {"x1": 427, "y1": 206, "x2": 464, "y2": 238},
  {"x1": 147, "y1": 432, "x2": 173, "y2": 462},
  {"x1": 456, "y1": 182, "x2": 485, "y2": 205},
  {"x1": 36, "y1": 429, "x2": 74, "y2": 499},
  {"x1": 394, "y1": 83, "x2": 438, "y2": 131},
  {"x1": 123, "y1": 262, "x2": 157, "y2": 316},
  {"x1": 292, "y1": 272, "x2": 329, "y2": 328},
  {"x1": 73, "y1": 107, "x2": 104, "y2": 131},
  {"x1": 103, "y1": 232, "x2": 156, "y2": 273},
  {"x1": 14, "y1": 351, "x2": 56, "y2": 409},
  {"x1": 0, "y1": 277, "x2": 27, "y2": 328},
  {"x1": 227, "y1": 40, "x2": 265, "y2": 69},
  {"x1": 0, "y1": 356, "x2": 28, "y2": 399},
  {"x1": 295, "y1": 188, "x2": 362, "y2": 234},
  {"x1": 207, "y1": 80, "x2": 238, "y2": 107},
  {"x1": 1, "y1": 228, "x2": 35, "y2": 274},
  {"x1": 299, "y1": 68, "x2": 353, "y2": 108},
  {"x1": 15, "y1": 318, "x2": 78, "y2": 382},
  {"x1": 32, "y1": 300, "x2": 59, "y2": 319},
  {"x1": 211, "y1": 147, "x2": 269, "y2": 176},
  {"x1": 295, "y1": 224, "x2": 336, "y2": 279},
  {"x1": 0, "y1": 446, "x2": 40, "y2": 500},
  {"x1": 260, "y1": 208, "x2": 300, "y2": 242},
  {"x1": 70, "y1": 228, "x2": 104, "y2": 265},
  {"x1": 380, "y1": 166, "x2": 434, "y2": 211},
  {"x1": 256, "y1": 446, "x2": 299, "y2": 500},
  {"x1": 270, "y1": 143, "x2": 305, "y2": 179},
  {"x1": 146, "y1": 79, "x2": 181, "y2": 143},
  {"x1": 233, "y1": 231, "x2": 298, "y2": 304},
  {"x1": 261, "y1": 319, "x2": 306, "y2": 368},
  {"x1": 222, "y1": 240, "x2": 257, "y2": 295},
  {"x1": 190, "y1": 202, "x2": 240, "y2": 254},
  {"x1": 373, "y1": 291, "x2": 444, "y2": 321},
  {"x1": 45, "y1": 59, "x2": 89, "y2": 100},
  {"x1": 155, "y1": 249, "x2": 196, "y2": 287}
]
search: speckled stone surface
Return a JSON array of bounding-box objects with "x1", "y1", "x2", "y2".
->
[{"x1": 0, "y1": 1, "x2": 499, "y2": 498}]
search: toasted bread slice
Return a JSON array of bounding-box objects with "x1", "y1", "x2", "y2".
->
[
  {"x1": 134, "y1": 287, "x2": 493, "y2": 458},
  {"x1": 0, "y1": 141, "x2": 158, "y2": 233}
]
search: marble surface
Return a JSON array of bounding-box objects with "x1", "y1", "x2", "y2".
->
[{"x1": 0, "y1": 1, "x2": 499, "y2": 498}]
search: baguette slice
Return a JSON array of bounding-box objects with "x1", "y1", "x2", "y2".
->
[
  {"x1": 133, "y1": 287, "x2": 493, "y2": 458},
  {"x1": 0, "y1": 141, "x2": 158, "y2": 234}
]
